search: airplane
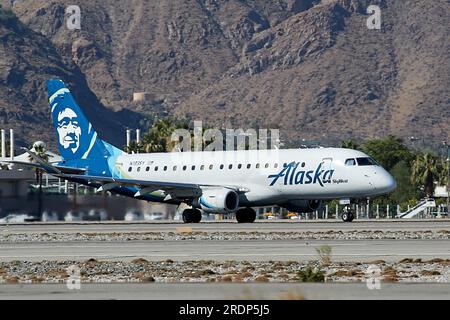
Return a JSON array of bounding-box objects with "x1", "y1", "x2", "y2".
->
[{"x1": 10, "y1": 79, "x2": 397, "y2": 223}]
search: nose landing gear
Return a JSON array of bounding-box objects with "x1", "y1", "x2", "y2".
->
[{"x1": 341, "y1": 206, "x2": 355, "y2": 222}]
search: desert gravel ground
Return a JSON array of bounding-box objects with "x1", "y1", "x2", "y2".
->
[{"x1": 1, "y1": 258, "x2": 450, "y2": 284}]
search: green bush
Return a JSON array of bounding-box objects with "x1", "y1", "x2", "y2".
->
[{"x1": 298, "y1": 266, "x2": 325, "y2": 282}]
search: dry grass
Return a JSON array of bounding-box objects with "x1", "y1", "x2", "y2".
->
[
  {"x1": 131, "y1": 258, "x2": 149, "y2": 264},
  {"x1": 279, "y1": 291, "x2": 306, "y2": 300},
  {"x1": 6, "y1": 276, "x2": 19, "y2": 284},
  {"x1": 315, "y1": 245, "x2": 332, "y2": 266},
  {"x1": 420, "y1": 270, "x2": 441, "y2": 276},
  {"x1": 44, "y1": 269, "x2": 69, "y2": 279},
  {"x1": 85, "y1": 258, "x2": 99, "y2": 266},
  {"x1": 133, "y1": 272, "x2": 155, "y2": 282},
  {"x1": 219, "y1": 275, "x2": 233, "y2": 282},
  {"x1": 382, "y1": 266, "x2": 398, "y2": 282},
  {"x1": 330, "y1": 269, "x2": 364, "y2": 277},
  {"x1": 330, "y1": 270, "x2": 349, "y2": 277},
  {"x1": 254, "y1": 275, "x2": 269, "y2": 282},
  {"x1": 426, "y1": 258, "x2": 450, "y2": 265},
  {"x1": 240, "y1": 271, "x2": 253, "y2": 278},
  {"x1": 30, "y1": 276, "x2": 44, "y2": 284},
  {"x1": 176, "y1": 227, "x2": 193, "y2": 234}
]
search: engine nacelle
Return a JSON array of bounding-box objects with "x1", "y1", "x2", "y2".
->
[
  {"x1": 193, "y1": 187, "x2": 239, "y2": 214},
  {"x1": 282, "y1": 200, "x2": 321, "y2": 213}
]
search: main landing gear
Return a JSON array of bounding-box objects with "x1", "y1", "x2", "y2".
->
[
  {"x1": 235, "y1": 208, "x2": 257, "y2": 223},
  {"x1": 182, "y1": 209, "x2": 202, "y2": 223}
]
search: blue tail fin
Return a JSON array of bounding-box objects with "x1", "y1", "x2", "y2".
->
[{"x1": 47, "y1": 79, "x2": 122, "y2": 169}]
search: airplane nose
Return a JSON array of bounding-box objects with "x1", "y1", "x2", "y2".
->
[{"x1": 378, "y1": 170, "x2": 397, "y2": 194}]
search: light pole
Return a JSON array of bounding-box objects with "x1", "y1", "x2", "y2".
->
[
  {"x1": 447, "y1": 147, "x2": 450, "y2": 216},
  {"x1": 444, "y1": 141, "x2": 450, "y2": 215}
]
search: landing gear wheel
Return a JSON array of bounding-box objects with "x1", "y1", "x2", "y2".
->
[
  {"x1": 235, "y1": 208, "x2": 257, "y2": 223},
  {"x1": 192, "y1": 209, "x2": 202, "y2": 223},
  {"x1": 246, "y1": 208, "x2": 256, "y2": 223},
  {"x1": 182, "y1": 209, "x2": 193, "y2": 223},
  {"x1": 342, "y1": 211, "x2": 354, "y2": 222}
]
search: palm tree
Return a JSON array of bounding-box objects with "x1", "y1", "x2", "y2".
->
[
  {"x1": 411, "y1": 152, "x2": 439, "y2": 197},
  {"x1": 142, "y1": 118, "x2": 189, "y2": 153},
  {"x1": 28, "y1": 143, "x2": 52, "y2": 218},
  {"x1": 437, "y1": 158, "x2": 449, "y2": 187},
  {"x1": 124, "y1": 140, "x2": 144, "y2": 154}
]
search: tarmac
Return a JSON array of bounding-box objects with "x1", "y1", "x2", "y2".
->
[
  {"x1": 0, "y1": 239, "x2": 449, "y2": 262},
  {"x1": 1, "y1": 283, "x2": 449, "y2": 300}
]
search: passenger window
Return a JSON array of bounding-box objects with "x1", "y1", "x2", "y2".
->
[
  {"x1": 265, "y1": 163, "x2": 269, "y2": 168},
  {"x1": 183, "y1": 166, "x2": 187, "y2": 171},
  {"x1": 191, "y1": 165, "x2": 196, "y2": 170},
  {"x1": 238, "y1": 164, "x2": 242, "y2": 169},
  {"x1": 229, "y1": 164, "x2": 233, "y2": 169},
  {"x1": 274, "y1": 163, "x2": 279, "y2": 169},
  {"x1": 247, "y1": 164, "x2": 251, "y2": 169},
  {"x1": 154, "y1": 166, "x2": 158, "y2": 171},
  {"x1": 209, "y1": 165, "x2": 214, "y2": 170},
  {"x1": 200, "y1": 165, "x2": 205, "y2": 170},
  {"x1": 164, "y1": 166, "x2": 167, "y2": 171},
  {"x1": 345, "y1": 158, "x2": 356, "y2": 166},
  {"x1": 137, "y1": 167, "x2": 141, "y2": 172},
  {"x1": 220, "y1": 164, "x2": 224, "y2": 169},
  {"x1": 146, "y1": 167, "x2": 150, "y2": 172},
  {"x1": 173, "y1": 166, "x2": 177, "y2": 171},
  {"x1": 128, "y1": 167, "x2": 132, "y2": 172},
  {"x1": 256, "y1": 163, "x2": 260, "y2": 169}
]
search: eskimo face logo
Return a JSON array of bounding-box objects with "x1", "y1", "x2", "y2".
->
[{"x1": 57, "y1": 107, "x2": 81, "y2": 154}]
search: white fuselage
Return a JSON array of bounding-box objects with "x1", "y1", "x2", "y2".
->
[{"x1": 113, "y1": 148, "x2": 396, "y2": 206}]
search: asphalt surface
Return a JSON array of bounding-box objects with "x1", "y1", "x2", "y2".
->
[
  {"x1": 1, "y1": 283, "x2": 449, "y2": 300},
  {"x1": 1, "y1": 219, "x2": 450, "y2": 233},
  {"x1": 0, "y1": 239, "x2": 449, "y2": 262}
]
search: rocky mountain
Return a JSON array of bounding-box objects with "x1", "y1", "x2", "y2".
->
[{"x1": 0, "y1": 0, "x2": 449, "y2": 150}]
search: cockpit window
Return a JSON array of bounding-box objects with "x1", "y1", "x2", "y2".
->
[
  {"x1": 356, "y1": 157, "x2": 378, "y2": 166},
  {"x1": 345, "y1": 158, "x2": 356, "y2": 166}
]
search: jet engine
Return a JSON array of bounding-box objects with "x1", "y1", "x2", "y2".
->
[
  {"x1": 282, "y1": 200, "x2": 322, "y2": 213},
  {"x1": 193, "y1": 187, "x2": 239, "y2": 214}
]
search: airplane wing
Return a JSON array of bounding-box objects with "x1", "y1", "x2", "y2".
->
[
  {"x1": 54, "y1": 173, "x2": 248, "y2": 201},
  {"x1": 2, "y1": 160, "x2": 61, "y2": 174},
  {"x1": 3, "y1": 160, "x2": 85, "y2": 175}
]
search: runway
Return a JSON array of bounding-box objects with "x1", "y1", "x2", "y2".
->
[
  {"x1": 2, "y1": 219, "x2": 450, "y2": 234},
  {"x1": 0, "y1": 220, "x2": 449, "y2": 263},
  {"x1": 1, "y1": 220, "x2": 449, "y2": 299},
  {"x1": 0, "y1": 239, "x2": 449, "y2": 262},
  {"x1": 1, "y1": 283, "x2": 450, "y2": 300}
]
